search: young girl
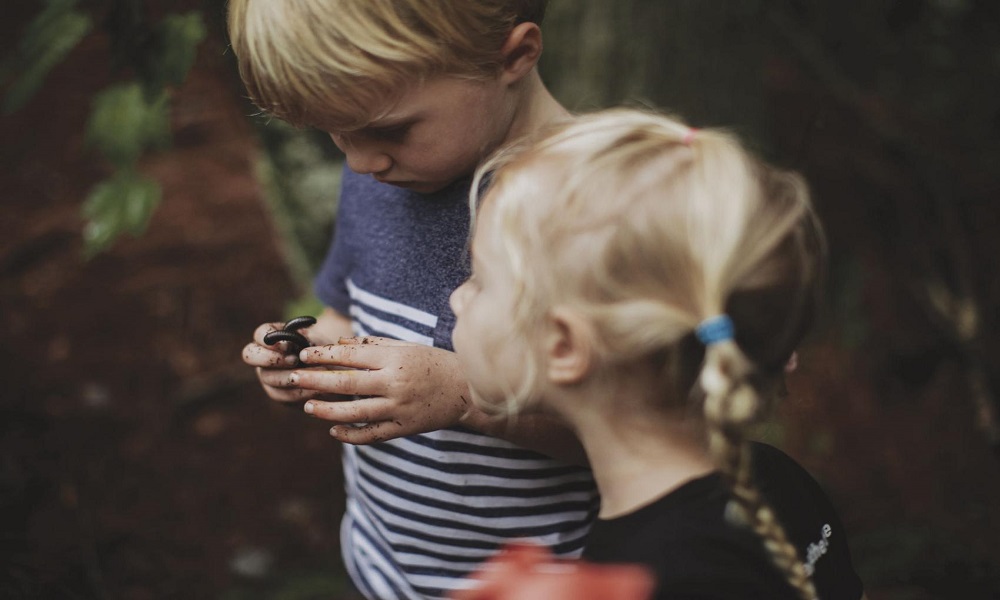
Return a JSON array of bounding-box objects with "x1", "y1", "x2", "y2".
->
[{"x1": 449, "y1": 109, "x2": 865, "y2": 600}]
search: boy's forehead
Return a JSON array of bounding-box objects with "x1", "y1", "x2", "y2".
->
[
  {"x1": 313, "y1": 83, "x2": 431, "y2": 132},
  {"x1": 311, "y1": 103, "x2": 396, "y2": 133},
  {"x1": 367, "y1": 76, "x2": 481, "y2": 123},
  {"x1": 369, "y1": 106, "x2": 421, "y2": 127},
  {"x1": 369, "y1": 78, "x2": 444, "y2": 121}
]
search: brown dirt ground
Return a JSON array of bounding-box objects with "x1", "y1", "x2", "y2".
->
[{"x1": 1, "y1": 8, "x2": 350, "y2": 600}]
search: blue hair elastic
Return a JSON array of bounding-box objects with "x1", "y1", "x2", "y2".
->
[{"x1": 696, "y1": 315, "x2": 735, "y2": 346}]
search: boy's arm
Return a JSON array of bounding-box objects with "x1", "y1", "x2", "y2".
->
[
  {"x1": 288, "y1": 338, "x2": 589, "y2": 466},
  {"x1": 459, "y1": 405, "x2": 589, "y2": 467},
  {"x1": 308, "y1": 307, "x2": 355, "y2": 342}
]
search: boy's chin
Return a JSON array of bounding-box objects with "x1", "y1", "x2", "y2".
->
[
  {"x1": 374, "y1": 177, "x2": 439, "y2": 194},
  {"x1": 376, "y1": 175, "x2": 469, "y2": 195}
]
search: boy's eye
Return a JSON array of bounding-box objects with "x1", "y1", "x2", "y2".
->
[{"x1": 368, "y1": 123, "x2": 411, "y2": 142}]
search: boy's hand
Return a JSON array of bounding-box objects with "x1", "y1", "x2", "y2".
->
[
  {"x1": 241, "y1": 309, "x2": 354, "y2": 404},
  {"x1": 292, "y1": 337, "x2": 474, "y2": 444},
  {"x1": 241, "y1": 321, "x2": 323, "y2": 403}
]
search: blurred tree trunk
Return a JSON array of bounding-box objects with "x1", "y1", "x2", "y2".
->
[{"x1": 541, "y1": 0, "x2": 770, "y2": 148}]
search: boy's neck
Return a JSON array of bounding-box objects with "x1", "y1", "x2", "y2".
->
[{"x1": 503, "y1": 70, "x2": 571, "y2": 146}]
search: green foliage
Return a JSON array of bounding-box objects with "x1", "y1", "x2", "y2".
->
[
  {"x1": 86, "y1": 83, "x2": 170, "y2": 167},
  {"x1": 851, "y1": 523, "x2": 1000, "y2": 598},
  {"x1": 2, "y1": 0, "x2": 207, "y2": 258},
  {"x1": 147, "y1": 12, "x2": 208, "y2": 92},
  {"x1": 253, "y1": 119, "x2": 342, "y2": 283},
  {"x1": 283, "y1": 293, "x2": 326, "y2": 323},
  {"x1": 269, "y1": 573, "x2": 353, "y2": 600},
  {"x1": 1, "y1": 0, "x2": 92, "y2": 114},
  {"x1": 220, "y1": 560, "x2": 355, "y2": 600},
  {"x1": 82, "y1": 169, "x2": 162, "y2": 257},
  {"x1": 824, "y1": 254, "x2": 869, "y2": 349}
]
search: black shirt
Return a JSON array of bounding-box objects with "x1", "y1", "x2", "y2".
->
[{"x1": 583, "y1": 443, "x2": 863, "y2": 600}]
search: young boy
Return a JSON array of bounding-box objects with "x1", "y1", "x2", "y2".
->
[{"x1": 229, "y1": 1, "x2": 598, "y2": 598}]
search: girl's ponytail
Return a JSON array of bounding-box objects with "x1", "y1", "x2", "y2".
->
[{"x1": 698, "y1": 321, "x2": 819, "y2": 600}]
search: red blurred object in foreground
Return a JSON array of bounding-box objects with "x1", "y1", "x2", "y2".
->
[{"x1": 450, "y1": 543, "x2": 655, "y2": 600}]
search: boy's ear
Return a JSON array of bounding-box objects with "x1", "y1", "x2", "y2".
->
[
  {"x1": 545, "y1": 306, "x2": 593, "y2": 385},
  {"x1": 499, "y1": 22, "x2": 543, "y2": 84}
]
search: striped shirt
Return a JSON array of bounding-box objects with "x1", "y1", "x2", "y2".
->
[{"x1": 315, "y1": 168, "x2": 599, "y2": 599}]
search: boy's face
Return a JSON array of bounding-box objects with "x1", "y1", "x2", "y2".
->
[
  {"x1": 325, "y1": 76, "x2": 516, "y2": 194},
  {"x1": 450, "y1": 198, "x2": 530, "y2": 404}
]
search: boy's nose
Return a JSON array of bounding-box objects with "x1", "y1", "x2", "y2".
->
[
  {"x1": 344, "y1": 148, "x2": 393, "y2": 176},
  {"x1": 329, "y1": 132, "x2": 393, "y2": 176}
]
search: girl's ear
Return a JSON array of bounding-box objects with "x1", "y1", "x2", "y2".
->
[
  {"x1": 545, "y1": 306, "x2": 594, "y2": 385},
  {"x1": 499, "y1": 22, "x2": 543, "y2": 84}
]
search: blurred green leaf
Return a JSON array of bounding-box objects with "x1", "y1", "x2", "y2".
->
[
  {"x1": 82, "y1": 169, "x2": 162, "y2": 257},
  {"x1": 220, "y1": 569, "x2": 354, "y2": 600},
  {"x1": 149, "y1": 12, "x2": 207, "y2": 89},
  {"x1": 2, "y1": 0, "x2": 92, "y2": 114},
  {"x1": 272, "y1": 573, "x2": 351, "y2": 600},
  {"x1": 284, "y1": 293, "x2": 325, "y2": 322},
  {"x1": 85, "y1": 82, "x2": 170, "y2": 167}
]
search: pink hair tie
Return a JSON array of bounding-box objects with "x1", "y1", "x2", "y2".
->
[{"x1": 682, "y1": 128, "x2": 698, "y2": 146}]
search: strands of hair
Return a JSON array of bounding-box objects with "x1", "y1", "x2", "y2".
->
[
  {"x1": 702, "y1": 342, "x2": 819, "y2": 600},
  {"x1": 475, "y1": 108, "x2": 826, "y2": 599},
  {"x1": 227, "y1": 0, "x2": 548, "y2": 130}
]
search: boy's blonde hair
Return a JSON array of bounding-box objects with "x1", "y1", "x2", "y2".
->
[
  {"x1": 227, "y1": 0, "x2": 547, "y2": 130},
  {"x1": 472, "y1": 108, "x2": 826, "y2": 600}
]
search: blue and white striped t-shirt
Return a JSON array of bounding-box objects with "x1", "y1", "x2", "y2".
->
[{"x1": 315, "y1": 167, "x2": 599, "y2": 599}]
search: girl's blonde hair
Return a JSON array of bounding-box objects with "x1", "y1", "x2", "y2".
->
[
  {"x1": 227, "y1": 0, "x2": 547, "y2": 130},
  {"x1": 472, "y1": 108, "x2": 826, "y2": 600}
]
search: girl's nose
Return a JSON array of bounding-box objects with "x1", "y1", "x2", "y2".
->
[{"x1": 450, "y1": 281, "x2": 470, "y2": 315}]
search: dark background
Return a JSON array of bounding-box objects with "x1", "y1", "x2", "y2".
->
[{"x1": 2, "y1": 1, "x2": 999, "y2": 599}]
